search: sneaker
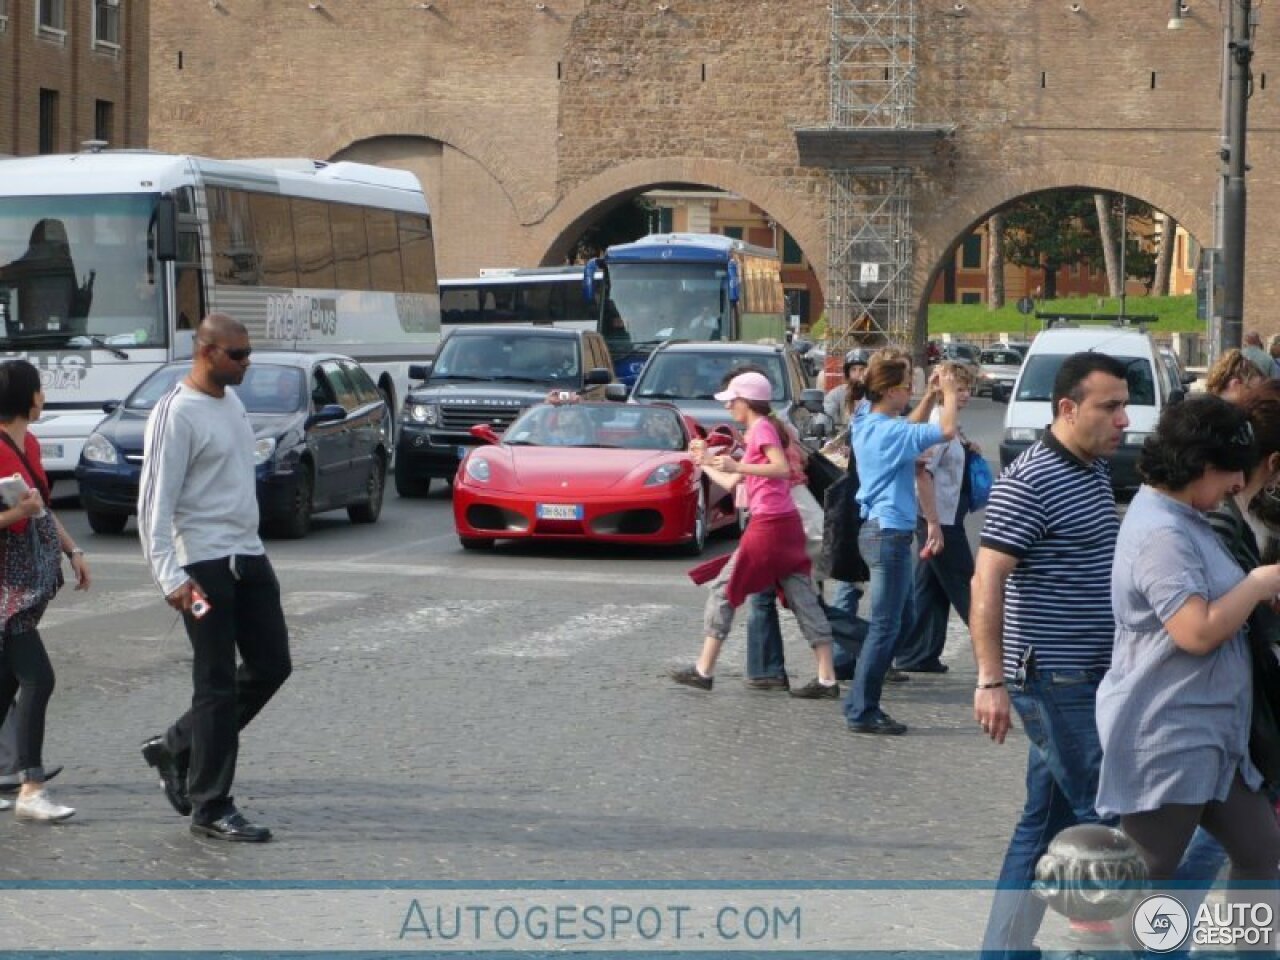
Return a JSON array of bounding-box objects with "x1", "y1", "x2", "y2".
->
[
  {"x1": 885, "y1": 668, "x2": 910, "y2": 683},
  {"x1": 744, "y1": 676, "x2": 789, "y2": 691},
  {"x1": 847, "y1": 712, "x2": 908, "y2": 736},
  {"x1": 789, "y1": 678, "x2": 840, "y2": 699},
  {"x1": 669, "y1": 665, "x2": 713, "y2": 691},
  {"x1": 14, "y1": 789, "x2": 75, "y2": 822}
]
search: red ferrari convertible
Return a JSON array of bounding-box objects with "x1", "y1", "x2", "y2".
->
[{"x1": 452, "y1": 402, "x2": 740, "y2": 554}]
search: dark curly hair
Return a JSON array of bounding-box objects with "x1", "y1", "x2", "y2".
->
[{"x1": 1137, "y1": 393, "x2": 1258, "y2": 490}]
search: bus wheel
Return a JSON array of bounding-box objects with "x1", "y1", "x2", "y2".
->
[
  {"x1": 394, "y1": 458, "x2": 432, "y2": 498},
  {"x1": 87, "y1": 511, "x2": 128, "y2": 535}
]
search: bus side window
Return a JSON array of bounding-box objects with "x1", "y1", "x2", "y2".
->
[{"x1": 365, "y1": 209, "x2": 403, "y2": 292}]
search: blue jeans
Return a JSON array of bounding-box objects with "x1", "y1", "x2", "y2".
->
[
  {"x1": 981, "y1": 666, "x2": 1108, "y2": 960},
  {"x1": 843, "y1": 521, "x2": 913, "y2": 724},
  {"x1": 746, "y1": 591, "x2": 786, "y2": 680},
  {"x1": 830, "y1": 581, "x2": 863, "y2": 680},
  {"x1": 896, "y1": 519, "x2": 973, "y2": 670}
]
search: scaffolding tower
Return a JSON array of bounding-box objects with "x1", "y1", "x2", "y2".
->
[{"x1": 824, "y1": 0, "x2": 918, "y2": 357}]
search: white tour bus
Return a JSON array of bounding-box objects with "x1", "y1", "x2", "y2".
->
[{"x1": 0, "y1": 150, "x2": 440, "y2": 476}]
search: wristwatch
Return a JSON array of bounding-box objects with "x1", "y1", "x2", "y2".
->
[{"x1": 65, "y1": 548, "x2": 84, "y2": 558}]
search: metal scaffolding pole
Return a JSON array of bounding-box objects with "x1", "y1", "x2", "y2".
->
[{"x1": 825, "y1": 0, "x2": 918, "y2": 356}]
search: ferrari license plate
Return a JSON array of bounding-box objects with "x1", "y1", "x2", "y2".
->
[
  {"x1": 537, "y1": 503, "x2": 583, "y2": 521},
  {"x1": 39, "y1": 443, "x2": 62, "y2": 461}
]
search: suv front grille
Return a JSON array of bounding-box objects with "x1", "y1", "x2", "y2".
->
[{"x1": 440, "y1": 403, "x2": 525, "y2": 432}]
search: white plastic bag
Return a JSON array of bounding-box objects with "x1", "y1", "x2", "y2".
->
[{"x1": 791, "y1": 484, "x2": 825, "y2": 561}]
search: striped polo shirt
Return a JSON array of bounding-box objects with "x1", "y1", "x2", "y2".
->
[{"x1": 980, "y1": 431, "x2": 1119, "y2": 678}]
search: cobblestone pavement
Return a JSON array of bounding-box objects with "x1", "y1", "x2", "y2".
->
[{"x1": 0, "y1": 473, "x2": 1077, "y2": 952}]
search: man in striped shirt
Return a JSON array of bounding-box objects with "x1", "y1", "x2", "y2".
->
[{"x1": 970, "y1": 352, "x2": 1130, "y2": 960}]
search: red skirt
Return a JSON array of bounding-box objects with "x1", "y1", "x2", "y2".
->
[{"x1": 687, "y1": 511, "x2": 811, "y2": 608}]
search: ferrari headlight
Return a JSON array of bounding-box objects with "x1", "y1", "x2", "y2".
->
[
  {"x1": 82, "y1": 432, "x2": 118, "y2": 465},
  {"x1": 1123, "y1": 431, "x2": 1152, "y2": 447},
  {"x1": 465, "y1": 456, "x2": 491, "y2": 482},
  {"x1": 406, "y1": 401, "x2": 438, "y2": 425},
  {"x1": 253, "y1": 437, "x2": 277, "y2": 465},
  {"x1": 644, "y1": 463, "x2": 684, "y2": 486},
  {"x1": 1005, "y1": 427, "x2": 1039, "y2": 444}
]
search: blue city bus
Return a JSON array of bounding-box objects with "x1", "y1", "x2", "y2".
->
[{"x1": 584, "y1": 233, "x2": 787, "y2": 384}]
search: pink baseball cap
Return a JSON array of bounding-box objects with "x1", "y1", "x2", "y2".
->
[{"x1": 714, "y1": 371, "x2": 772, "y2": 404}]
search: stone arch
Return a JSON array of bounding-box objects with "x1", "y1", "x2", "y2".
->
[
  {"x1": 315, "y1": 108, "x2": 553, "y2": 223},
  {"x1": 523, "y1": 157, "x2": 827, "y2": 276},
  {"x1": 915, "y1": 162, "x2": 1212, "y2": 323}
]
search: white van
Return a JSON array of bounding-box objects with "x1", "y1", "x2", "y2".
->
[{"x1": 998, "y1": 327, "x2": 1187, "y2": 491}]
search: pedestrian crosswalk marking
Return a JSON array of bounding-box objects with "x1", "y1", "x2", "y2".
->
[{"x1": 479, "y1": 603, "x2": 671, "y2": 658}]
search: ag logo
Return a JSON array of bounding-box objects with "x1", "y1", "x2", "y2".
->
[{"x1": 1132, "y1": 894, "x2": 1189, "y2": 952}]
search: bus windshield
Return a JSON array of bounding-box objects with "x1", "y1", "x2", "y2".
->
[
  {"x1": 0, "y1": 194, "x2": 164, "y2": 351},
  {"x1": 601, "y1": 262, "x2": 726, "y2": 350}
]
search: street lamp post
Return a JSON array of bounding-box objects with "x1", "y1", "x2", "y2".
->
[{"x1": 1219, "y1": 0, "x2": 1253, "y2": 353}]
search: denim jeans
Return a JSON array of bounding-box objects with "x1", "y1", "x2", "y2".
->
[
  {"x1": 896, "y1": 519, "x2": 973, "y2": 670},
  {"x1": 830, "y1": 581, "x2": 863, "y2": 680},
  {"x1": 843, "y1": 520, "x2": 914, "y2": 724},
  {"x1": 981, "y1": 666, "x2": 1108, "y2": 960},
  {"x1": 746, "y1": 591, "x2": 786, "y2": 680}
]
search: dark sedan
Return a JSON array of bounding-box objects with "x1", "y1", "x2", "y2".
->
[{"x1": 75, "y1": 351, "x2": 391, "y2": 539}]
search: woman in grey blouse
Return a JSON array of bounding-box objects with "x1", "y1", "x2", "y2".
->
[{"x1": 1097, "y1": 394, "x2": 1280, "y2": 890}]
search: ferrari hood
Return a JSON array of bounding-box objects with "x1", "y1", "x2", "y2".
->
[{"x1": 508, "y1": 448, "x2": 678, "y2": 493}]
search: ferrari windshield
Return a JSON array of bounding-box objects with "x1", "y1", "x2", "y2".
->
[{"x1": 504, "y1": 404, "x2": 687, "y2": 451}]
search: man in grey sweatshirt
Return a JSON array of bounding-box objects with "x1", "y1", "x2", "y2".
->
[{"x1": 137, "y1": 313, "x2": 291, "y2": 843}]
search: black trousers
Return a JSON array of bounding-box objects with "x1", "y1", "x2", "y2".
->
[
  {"x1": 163, "y1": 554, "x2": 291, "y2": 824},
  {"x1": 0, "y1": 628, "x2": 54, "y2": 781}
]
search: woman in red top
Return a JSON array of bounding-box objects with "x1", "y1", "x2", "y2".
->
[
  {"x1": 0, "y1": 360, "x2": 90, "y2": 822},
  {"x1": 670, "y1": 371, "x2": 837, "y2": 696}
]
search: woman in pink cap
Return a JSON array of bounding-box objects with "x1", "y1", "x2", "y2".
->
[{"x1": 670, "y1": 370, "x2": 838, "y2": 696}]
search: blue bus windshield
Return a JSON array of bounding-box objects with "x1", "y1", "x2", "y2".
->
[{"x1": 600, "y1": 262, "x2": 726, "y2": 351}]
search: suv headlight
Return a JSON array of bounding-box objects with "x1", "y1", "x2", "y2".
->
[
  {"x1": 405, "y1": 401, "x2": 438, "y2": 425},
  {"x1": 1123, "y1": 431, "x2": 1152, "y2": 447},
  {"x1": 253, "y1": 437, "x2": 277, "y2": 465},
  {"x1": 1005, "y1": 427, "x2": 1039, "y2": 444},
  {"x1": 645, "y1": 463, "x2": 685, "y2": 486},
  {"x1": 81, "y1": 433, "x2": 118, "y2": 465}
]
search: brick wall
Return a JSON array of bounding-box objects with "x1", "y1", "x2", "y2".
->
[
  {"x1": 0, "y1": 0, "x2": 148, "y2": 155},
  {"x1": 147, "y1": 0, "x2": 1280, "y2": 332}
]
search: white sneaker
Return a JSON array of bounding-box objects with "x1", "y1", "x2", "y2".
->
[{"x1": 14, "y1": 789, "x2": 74, "y2": 822}]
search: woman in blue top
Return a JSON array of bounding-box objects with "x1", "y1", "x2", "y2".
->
[{"x1": 844, "y1": 356, "x2": 957, "y2": 735}]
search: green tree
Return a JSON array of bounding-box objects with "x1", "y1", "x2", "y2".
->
[{"x1": 1000, "y1": 190, "x2": 1098, "y2": 299}]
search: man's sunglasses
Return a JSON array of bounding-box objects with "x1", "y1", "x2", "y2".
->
[{"x1": 199, "y1": 342, "x2": 252, "y2": 362}]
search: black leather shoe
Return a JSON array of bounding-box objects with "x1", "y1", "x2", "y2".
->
[
  {"x1": 847, "y1": 713, "x2": 908, "y2": 736},
  {"x1": 141, "y1": 736, "x2": 192, "y2": 816},
  {"x1": 885, "y1": 668, "x2": 911, "y2": 683},
  {"x1": 745, "y1": 675, "x2": 789, "y2": 691},
  {"x1": 0, "y1": 764, "x2": 62, "y2": 794},
  {"x1": 190, "y1": 810, "x2": 272, "y2": 843}
]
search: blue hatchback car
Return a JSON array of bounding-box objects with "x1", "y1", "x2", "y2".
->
[{"x1": 75, "y1": 351, "x2": 391, "y2": 539}]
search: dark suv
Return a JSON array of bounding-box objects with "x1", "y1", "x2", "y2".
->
[
  {"x1": 395, "y1": 325, "x2": 614, "y2": 496},
  {"x1": 611, "y1": 340, "x2": 823, "y2": 440}
]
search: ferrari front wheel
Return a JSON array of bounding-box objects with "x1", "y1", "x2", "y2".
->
[{"x1": 679, "y1": 485, "x2": 709, "y2": 556}]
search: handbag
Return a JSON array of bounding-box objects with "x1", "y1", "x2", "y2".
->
[
  {"x1": 1246, "y1": 607, "x2": 1280, "y2": 787},
  {"x1": 804, "y1": 450, "x2": 844, "y2": 503},
  {"x1": 964, "y1": 447, "x2": 993, "y2": 512},
  {"x1": 817, "y1": 469, "x2": 869, "y2": 584}
]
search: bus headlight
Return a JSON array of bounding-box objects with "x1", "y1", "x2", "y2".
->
[
  {"x1": 81, "y1": 433, "x2": 118, "y2": 465},
  {"x1": 253, "y1": 437, "x2": 277, "y2": 465}
]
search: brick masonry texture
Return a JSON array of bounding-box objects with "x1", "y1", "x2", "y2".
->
[{"x1": 147, "y1": 0, "x2": 1279, "y2": 330}]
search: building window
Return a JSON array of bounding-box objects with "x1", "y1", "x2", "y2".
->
[
  {"x1": 39, "y1": 88, "x2": 59, "y2": 154},
  {"x1": 960, "y1": 234, "x2": 982, "y2": 270},
  {"x1": 37, "y1": 0, "x2": 65, "y2": 35},
  {"x1": 782, "y1": 231, "x2": 803, "y2": 264},
  {"x1": 960, "y1": 291, "x2": 983, "y2": 305},
  {"x1": 93, "y1": 0, "x2": 121, "y2": 49},
  {"x1": 0, "y1": 0, "x2": 9, "y2": 33},
  {"x1": 657, "y1": 207, "x2": 672, "y2": 233},
  {"x1": 94, "y1": 99, "x2": 114, "y2": 143},
  {"x1": 722, "y1": 226, "x2": 743, "y2": 240}
]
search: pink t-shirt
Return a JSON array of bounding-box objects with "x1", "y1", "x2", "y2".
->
[{"x1": 742, "y1": 418, "x2": 796, "y2": 518}]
